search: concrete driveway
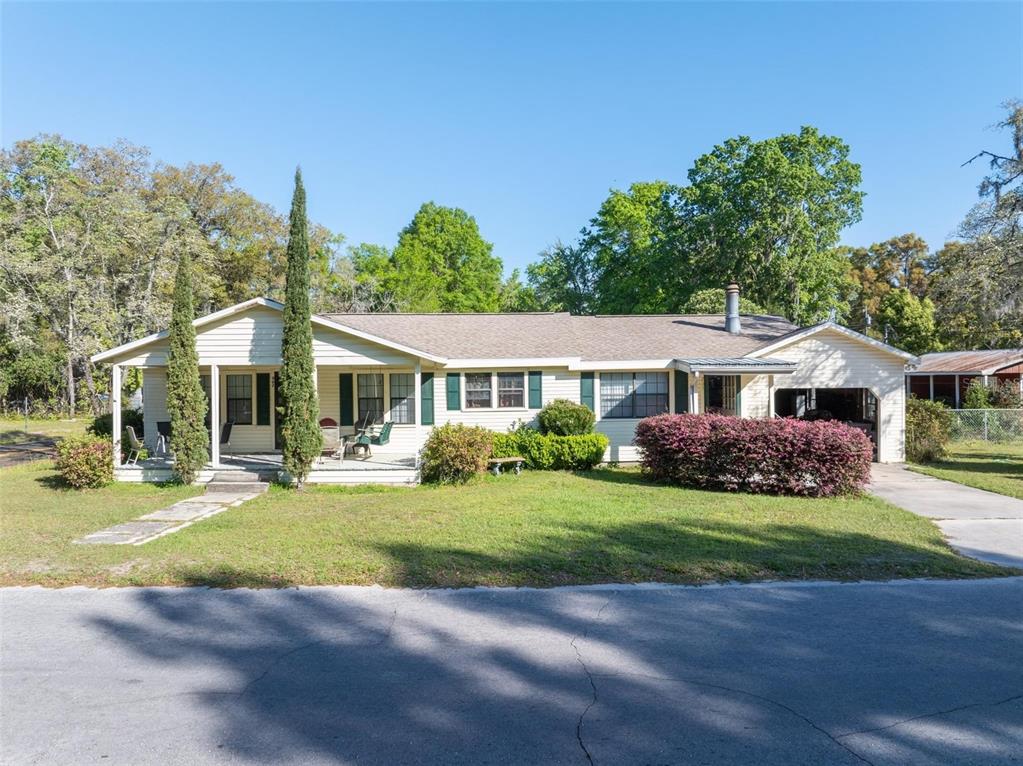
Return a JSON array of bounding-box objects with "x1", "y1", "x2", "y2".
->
[
  {"x1": 3, "y1": 580, "x2": 1022, "y2": 765},
  {"x1": 869, "y1": 464, "x2": 1023, "y2": 569}
]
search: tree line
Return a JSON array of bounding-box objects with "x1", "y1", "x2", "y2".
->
[{"x1": 2, "y1": 104, "x2": 1020, "y2": 415}]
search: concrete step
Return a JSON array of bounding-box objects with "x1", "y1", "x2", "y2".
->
[
  {"x1": 205, "y1": 482, "x2": 269, "y2": 495},
  {"x1": 211, "y1": 471, "x2": 274, "y2": 483}
]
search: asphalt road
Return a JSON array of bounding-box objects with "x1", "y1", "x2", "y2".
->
[{"x1": 3, "y1": 579, "x2": 1022, "y2": 765}]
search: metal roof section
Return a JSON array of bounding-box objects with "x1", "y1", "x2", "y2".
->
[
  {"x1": 911, "y1": 349, "x2": 1023, "y2": 375},
  {"x1": 675, "y1": 357, "x2": 797, "y2": 374}
]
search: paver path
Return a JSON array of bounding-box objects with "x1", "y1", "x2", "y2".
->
[
  {"x1": 3, "y1": 579, "x2": 1021, "y2": 765},
  {"x1": 75, "y1": 476, "x2": 267, "y2": 545},
  {"x1": 869, "y1": 463, "x2": 1023, "y2": 569}
]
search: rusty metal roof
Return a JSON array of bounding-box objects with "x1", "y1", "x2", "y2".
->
[{"x1": 912, "y1": 349, "x2": 1023, "y2": 375}]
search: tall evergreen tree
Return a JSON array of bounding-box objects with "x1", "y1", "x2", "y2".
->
[
  {"x1": 166, "y1": 251, "x2": 209, "y2": 484},
  {"x1": 278, "y1": 168, "x2": 322, "y2": 488}
]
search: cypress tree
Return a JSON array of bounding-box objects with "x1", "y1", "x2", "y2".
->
[
  {"x1": 279, "y1": 168, "x2": 322, "y2": 488},
  {"x1": 166, "y1": 251, "x2": 209, "y2": 484}
]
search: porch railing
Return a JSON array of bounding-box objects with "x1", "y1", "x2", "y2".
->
[{"x1": 949, "y1": 409, "x2": 1023, "y2": 442}]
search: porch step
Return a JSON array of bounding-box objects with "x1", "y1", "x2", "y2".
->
[{"x1": 205, "y1": 471, "x2": 271, "y2": 495}]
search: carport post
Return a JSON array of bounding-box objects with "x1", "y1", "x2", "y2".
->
[
  {"x1": 111, "y1": 364, "x2": 122, "y2": 468},
  {"x1": 954, "y1": 375, "x2": 960, "y2": 409}
]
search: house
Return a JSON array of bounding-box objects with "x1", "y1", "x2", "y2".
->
[
  {"x1": 91, "y1": 285, "x2": 916, "y2": 483},
  {"x1": 906, "y1": 350, "x2": 1023, "y2": 408}
]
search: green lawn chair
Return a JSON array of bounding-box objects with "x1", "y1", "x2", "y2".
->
[{"x1": 355, "y1": 421, "x2": 392, "y2": 458}]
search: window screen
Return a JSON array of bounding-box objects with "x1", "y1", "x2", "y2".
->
[
  {"x1": 357, "y1": 373, "x2": 384, "y2": 425},
  {"x1": 389, "y1": 373, "x2": 415, "y2": 424}
]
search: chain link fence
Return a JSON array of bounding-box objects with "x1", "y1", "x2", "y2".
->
[{"x1": 949, "y1": 409, "x2": 1023, "y2": 442}]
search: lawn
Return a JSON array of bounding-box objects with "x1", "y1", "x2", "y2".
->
[
  {"x1": 1, "y1": 460, "x2": 1011, "y2": 588},
  {"x1": 0, "y1": 417, "x2": 88, "y2": 445},
  {"x1": 909, "y1": 440, "x2": 1023, "y2": 500}
]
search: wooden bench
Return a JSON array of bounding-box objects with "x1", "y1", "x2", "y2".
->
[{"x1": 488, "y1": 456, "x2": 525, "y2": 476}]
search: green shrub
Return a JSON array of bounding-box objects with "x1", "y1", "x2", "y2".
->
[
  {"x1": 55, "y1": 435, "x2": 113, "y2": 489},
  {"x1": 493, "y1": 426, "x2": 608, "y2": 470},
  {"x1": 420, "y1": 423, "x2": 494, "y2": 484},
  {"x1": 906, "y1": 397, "x2": 952, "y2": 463},
  {"x1": 990, "y1": 379, "x2": 1023, "y2": 409},
  {"x1": 88, "y1": 409, "x2": 144, "y2": 437},
  {"x1": 536, "y1": 399, "x2": 595, "y2": 436},
  {"x1": 962, "y1": 379, "x2": 990, "y2": 409}
]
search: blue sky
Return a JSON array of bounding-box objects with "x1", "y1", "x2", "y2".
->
[{"x1": 3, "y1": 2, "x2": 1021, "y2": 274}]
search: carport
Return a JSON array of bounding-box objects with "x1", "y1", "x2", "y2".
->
[{"x1": 774, "y1": 386, "x2": 879, "y2": 458}]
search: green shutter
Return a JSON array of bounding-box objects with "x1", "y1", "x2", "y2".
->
[
  {"x1": 703, "y1": 376, "x2": 710, "y2": 414},
  {"x1": 339, "y1": 373, "x2": 354, "y2": 426},
  {"x1": 674, "y1": 371, "x2": 688, "y2": 413},
  {"x1": 256, "y1": 373, "x2": 270, "y2": 425},
  {"x1": 528, "y1": 370, "x2": 542, "y2": 409},
  {"x1": 580, "y1": 372, "x2": 595, "y2": 412},
  {"x1": 446, "y1": 373, "x2": 461, "y2": 411},
  {"x1": 421, "y1": 373, "x2": 435, "y2": 425}
]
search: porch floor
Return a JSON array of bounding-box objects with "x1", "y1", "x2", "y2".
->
[{"x1": 122, "y1": 452, "x2": 418, "y2": 473}]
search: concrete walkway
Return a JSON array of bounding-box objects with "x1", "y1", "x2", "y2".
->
[
  {"x1": 869, "y1": 463, "x2": 1023, "y2": 569},
  {"x1": 75, "y1": 478, "x2": 267, "y2": 545},
  {"x1": 3, "y1": 579, "x2": 1021, "y2": 765}
]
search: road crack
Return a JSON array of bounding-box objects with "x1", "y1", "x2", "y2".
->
[
  {"x1": 835, "y1": 693, "x2": 1023, "y2": 739},
  {"x1": 569, "y1": 595, "x2": 615, "y2": 765}
]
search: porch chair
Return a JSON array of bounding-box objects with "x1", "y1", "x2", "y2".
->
[
  {"x1": 318, "y1": 417, "x2": 344, "y2": 463},
  {"x1": 156, "y1": 421, "x2": 172, "y2": 456},
  {"x1": 355, "y1": 421, "x2": 392, "y2": 458},
  {"x1": 125, "y1": 425, "x2": 144, "y2": 465}
]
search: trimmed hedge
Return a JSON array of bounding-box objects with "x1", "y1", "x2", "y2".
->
[
  {"x1": 634, "y1": 414, "x2": 872, "y2": 497},
  {"x1": 493, "y1": 427, "x2": 608, "y2": 471},
  {"x1": 55, "y1": 435, "x2": 113, "y2": 489},
  {"x1": 420, "y1": 423, "x2": 494, "y2": 484},
  {"x1": 536, "y1": 399, "x2": 595, "y2": 436}
]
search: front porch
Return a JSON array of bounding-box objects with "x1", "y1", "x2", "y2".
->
[{"x1": 115, "y1": 451, "x2": 420, "y2": 486}]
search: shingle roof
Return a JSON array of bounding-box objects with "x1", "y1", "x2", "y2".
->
[
  {"x1": 913, "y1": 349, "x2": 1023, "y2": 375},
  {"x1": 319, "y1": 312, "x2": 799, "y2": 361}
]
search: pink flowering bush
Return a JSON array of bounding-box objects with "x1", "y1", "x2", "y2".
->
[{"x1": 633, "y1": 414, "x2": 873, "y2": 497}]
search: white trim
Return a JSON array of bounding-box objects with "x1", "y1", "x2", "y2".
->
[
  {"x1": 91, "y1": 298, "x2": 447, "y2": 365},
  {"x1": 111, "y1": 365, "x2": 122, "y2": 467},
  {"x1": 210, "y1": 364, "x2": 220, "y2": 467},
  {"x1": 746, "y1": 322, "x2": 918, "y2": 363}
]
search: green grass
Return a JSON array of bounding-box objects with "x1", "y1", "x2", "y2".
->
[
  {"x1": 1, "y1": 460, "x2": 1011, "y2": 588},
  {"x1": 909, "y1": 440, "x2": 1023, "y2": 500},
  {"x1": 0, "y1": 417, "x2": 88, "y2": 445}
]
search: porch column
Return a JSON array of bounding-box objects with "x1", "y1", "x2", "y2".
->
[
  {"x1": 929, "y1": 375, "x2": 934, "y2": 402},
  {"x1": 210, "y1": 363, "x2": 220, "y2": 467},
  {"x1": 414, "y1": 360, "x2": 422, "y2": 434},
  {"x1": 767, "y1": 374, "x2": 775, "y2": 418},
  {"x1": 111, "y1": 364, "x2": 122, "y2": 468},
  {"x1": 954, "y1": 374, "x2": 960, "y2": 409},
  {"x1": 690, "y1": 372, "x2": 700, "y2": 413},
  {"x1": 312, "y1": 365, "x2": 318, "y2": 395}
]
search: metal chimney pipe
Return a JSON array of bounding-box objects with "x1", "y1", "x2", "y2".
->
[{"x1": 725, "y1": 282, "x2": 741, "y2": 335}]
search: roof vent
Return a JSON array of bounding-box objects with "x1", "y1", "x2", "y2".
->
[{"x1": 725, "y1": 282, "x2": 742, "y2": 335}]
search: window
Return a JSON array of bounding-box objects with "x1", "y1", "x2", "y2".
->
[
  {"x1": 389, "y1": 373, "x2": 415, "y2": 424},
  {"x1": 600, "y1": 372, "x2": 669, "y2": 418},
  {"x1": 498, "y1": 372, "x2": 525, "y2": 408},
  {"x1": 357, "y1": 373, "x2": 384, "y2": 425},
  {"x1": 465, "y1": 373, "x2": 492, "y2": 408},
  {"x1": 226, "y1": 374, "x2": 252, "y2": 425}
]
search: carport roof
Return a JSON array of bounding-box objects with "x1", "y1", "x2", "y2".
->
[{"x1": 913, "y1": 349, "x2": 1023, "y2": 375}]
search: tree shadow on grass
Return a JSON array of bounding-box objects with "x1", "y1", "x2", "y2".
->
[
  {"x1": 57, "y1": 573, "x2": 1023, "y2": 765},
  {"x1": 370, "y1": 518, "x2": 1013, "y2": 588}
]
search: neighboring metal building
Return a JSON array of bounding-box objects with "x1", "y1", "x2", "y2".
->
[{"x1": 906, "y1": 350, "x2": 1023, "y2": 408}]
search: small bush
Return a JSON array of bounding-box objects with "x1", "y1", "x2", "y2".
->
[
  {"x1": 634, "y1": 414, "x2": 872, "y2": 497},
  {"x1": 990, "y1": 379, "x2": 1023, "y2": 409},
  {"x1": 55, "y1": 435, "x2": 113, "y2": 489},
  {"x1": 420, "y1": 423, "x2": 494, "y2": 484},
  {"x1": 962, "y1": 379, "x2": 990, "y2": 409},
  {"x1": 88, "y1": 409, "x2": 144, "y2": 437},
  {"x1": 536, "y1": 399, "x2": 595, "y2": 436},
  {"x1": 906, "y1": 397, "x2": 952, "y2": 462},
  {"x1": 493, "y1": 426, "x2": 609, "y2": 471}
]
